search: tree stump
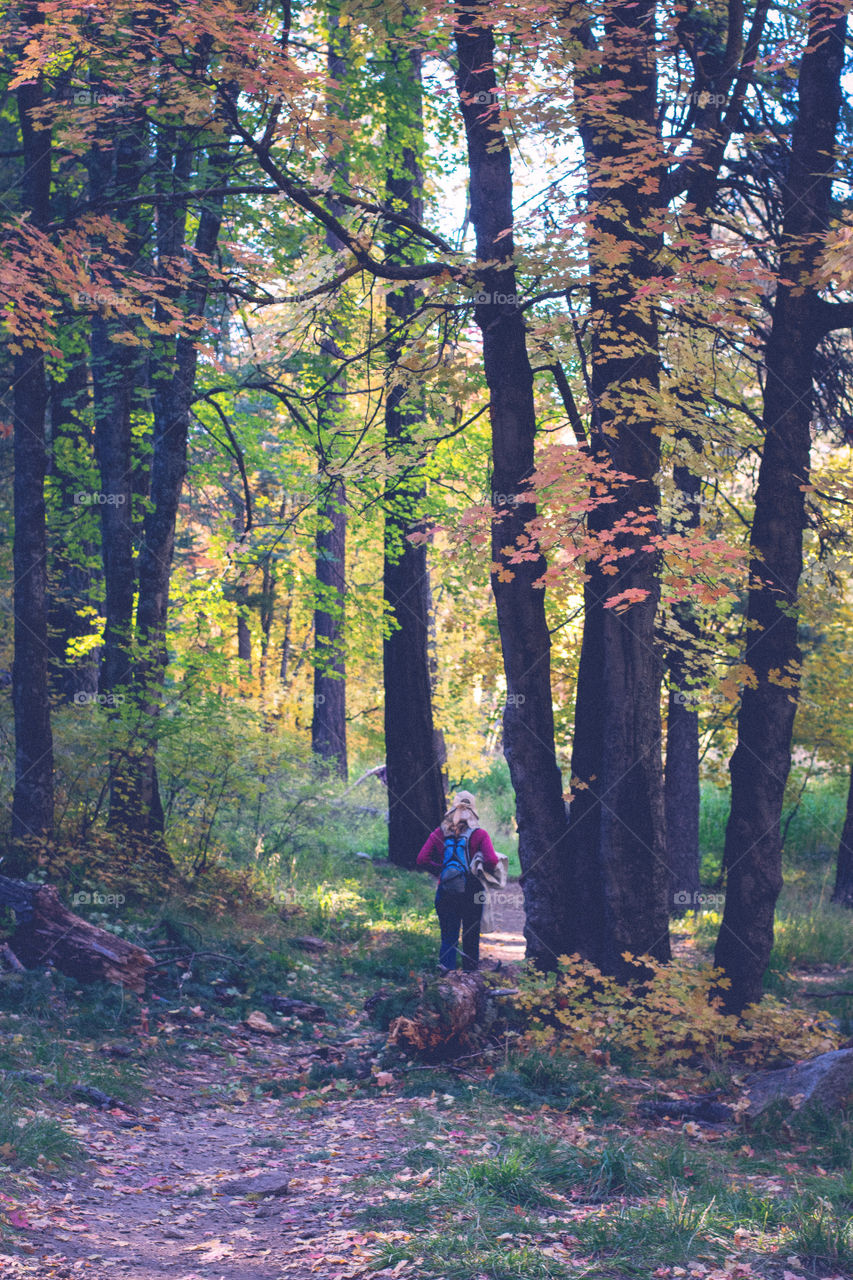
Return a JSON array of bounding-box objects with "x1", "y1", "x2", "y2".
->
[{"x1": 0, "y1": 875, "x2": 154, "y2": 994}]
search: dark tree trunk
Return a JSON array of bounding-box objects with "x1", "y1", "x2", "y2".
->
[
  {"x1": 666, "y1": 691, "x2": 702, "y2": 913},
  {"x1": 11, "y1": 25, "x2": 54, "y2": 855},
  {"x1": 565, "y1": 1, "x2": 670, "y2": 974},
  {"x1": 831, "y1": 764, "x2": 853, "y2": 909},
  {"x1": 311, "y1": 10, "x2": 349, "y2": 780},
  {"x1": 83, "y1": 90, "x2": 153, "y2": 845},
  {"x1": 259, "y1": 559, "x2": 275, "y2": 691},
  {"x1": 47, "y1": 362, "x2": 100, "y2": 703},
  {"x1": 87, "y1": 108, "x2": 145, "y2": 709},
  {"x1": 383, "y1": 25, "x2": 446, "y2": 868},
  {"x1": 312, "y1": 478, "x2": 348, "y2": 776},
  {"x1": 665, "y1": 444, "x2": 703, "y2": 914},
  {"x1": 110, "y1": 125, "x2": 228, "y2": 858},
  {"x1": 237, "y1": 591, "x2": 252, "y2": 667},
  {"x1": 714, "y1": 0, "x2": 848, "y2": 1011},
  {"x1": 455, "y1": 2, "x2": 571, "y2": 967}
]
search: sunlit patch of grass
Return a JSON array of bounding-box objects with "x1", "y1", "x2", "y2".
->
[
  {"x1": 573, "y1": 1193, "x2": 728, "y2": 1273},
  {"x1": 768, "y1": 901, "x2": 853, "y2": 971},
  {"x1": 787, "y1": 1196, "x2": 853, "y2": 1269}
]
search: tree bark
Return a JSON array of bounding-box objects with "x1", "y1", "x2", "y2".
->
[
  {"x1": 383, "y1": 23, "x2": 446, "y2": 867},
  {"x1": 86, "y1": 100, "x2": 146, "y2": 713},
  {"x1": 666, "y1": 690, "x2": 702, "y2": 912},
  {"x1": 311, "y1": 7, "x2": 349, "y2": 779},
  {"x1": 111, "y1": 117, "x2": 229, "y2": 857},
  {"x1": 565, "y1": 0, "x2": 670, "y2": 974},
  {"x1": 665, "y1": 445, "x2": 703, "y2": 914},
  {"x1": 47, "y1": 362, "x2": 100, "y2": 703},
  {"x1": 831, "y1": 764, "x2": 853, "y2": 909},
  {"x1": 455, "y1": 2, "x2": 571, "y2": 968},
  {"x1": 714, "y1": 0, "x2": 848, "y2": 1011},
  {"x1": 11, "y1": 17, "x2": 54, "y2": 855},
  {"x1": 312, "y1": 478, "x2": 348, "y2": 775}
]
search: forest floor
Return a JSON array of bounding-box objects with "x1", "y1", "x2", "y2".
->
[
  {"x1": 2, "y1": 887, "x2": 853, "y2": 1280},
  {"x1": 0, "y1": 1032, "x2": 467, "y2": 1280},
  {"x1": 0, "y1": 899, "x2": 532, "y2": 1280}
]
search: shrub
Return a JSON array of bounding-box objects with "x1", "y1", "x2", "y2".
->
[{"x1": 511, "y1": 953, "x2": 841, "y2": 1068}]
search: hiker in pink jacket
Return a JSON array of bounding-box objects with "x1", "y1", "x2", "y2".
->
[{"x1": 416, "y1": 791, "x2": 498, "y2": 972}]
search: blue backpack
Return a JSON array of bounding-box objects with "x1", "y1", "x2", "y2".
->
[{"x1": 439, "y1": 832, "x2": 471, "y2": 894}]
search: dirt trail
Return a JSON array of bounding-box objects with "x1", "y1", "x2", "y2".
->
[
  {"x1": 479, "y1": 878, "x2": 526, "y2": 966},
  {"x1": 2, "y1": 1040, "x2": 433, "y2": 1280},
  {"x1": 0, "y1": 888, "x2": 527, "y2": 1280}
]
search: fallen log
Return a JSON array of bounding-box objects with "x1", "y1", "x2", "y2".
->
[
  {"x1": 0, "y1": 875, "x2": 154, "y2": 995},
  {"x1": 387, "y1": 971, "x2": 497, "y2": 1059}
]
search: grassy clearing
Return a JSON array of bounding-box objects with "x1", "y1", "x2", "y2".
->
[{"x1": 354, "y1": 1084, "x2": 853, "y2": 1279}]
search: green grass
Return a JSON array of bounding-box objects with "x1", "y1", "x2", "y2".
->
[
  {"x1": 767, "y1": 897, "x2": 853, "y2": 971},
  {"x1": 698, "y1": 777, "x2": 848, "y2": 874},
  {"x1": 788, "y1": 1197, "x2": 853, "y2": 1269},
  {"x1": 573, "y1": 1193, "x2": 728, "y2": 1273},
  {"x1": 485, "y1": 1048, "x2": 621, "y2": 1116},
  {"x1": 0, "y1": 1080, "x2": 80, "y2": 1171},
  {"x1": 353, "y1": 1090, "x2": 853, "y2": 1280},
  {"x1": 370, "y1": 1234, "x2": 572, "y2": 1280}
]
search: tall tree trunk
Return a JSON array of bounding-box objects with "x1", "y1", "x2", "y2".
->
[
  {"x1": 47, "y1": 361, "x2": 100, "y2": 703},
  {"x1": 312, "y1": 7, "x2": 349, "y2": 779},
  {"x1": 11, "y1": 17, "x2": 54, "y2": 855},
  {"x1": 312, "y1": 477, "x2": 348, "y2": 775},
  {"x1": 87, "y1": 103, "x2": 145, "y2": 711},
  {"x1": 259, "y1": 558, "x2": 275, "y2": 692},
  {"x1": 665, "y1": 442, "x2": 703, "y2": 913},
  {"x1": 110, "y1": 117, "x2": 228, "y2": 859},
  {"x1": 831, "y1": 763, "x2": 853, "y2": 909},
  {"x1": 565, "y1": 1, "x2": 671, "y2": 974},
  {"x1": 714, "y1": 0, "x2": 848, "y2": 1011},
  {"x1": 383, "y1": 21, "x2": 446, "y2": 867},
  {"x1": 665, "y1": 692, "x2": 702, "y2": 912},
  {"x1": 455, "y1": 2, "x2": 571, "y2": 967}
]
